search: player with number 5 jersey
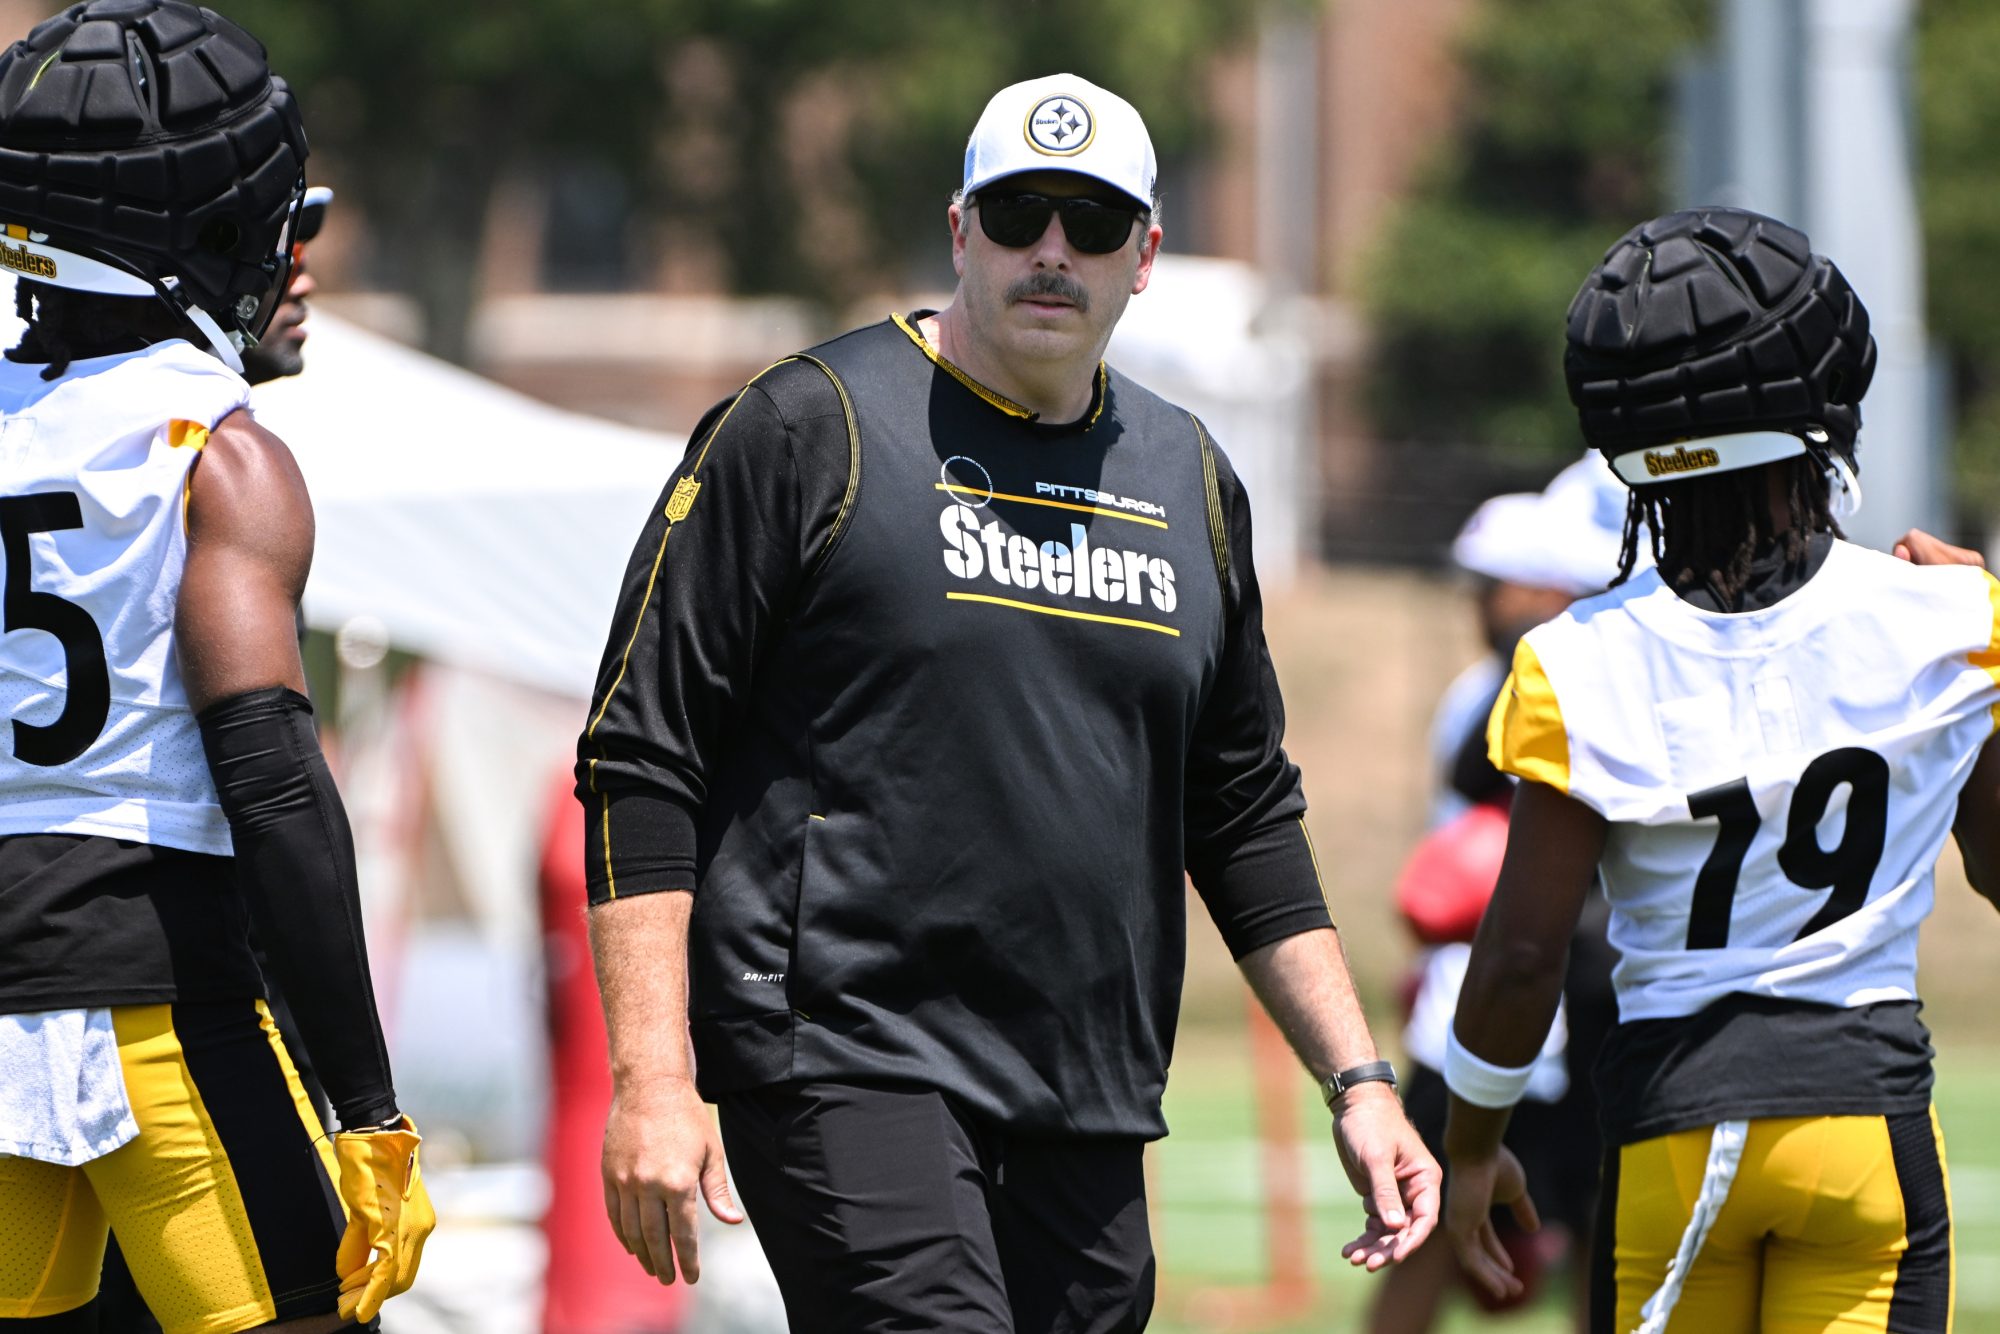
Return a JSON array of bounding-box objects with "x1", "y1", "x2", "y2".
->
[
  {"x1": 1440, "y1": 208, "x2": 2000, "y2": 1334},
  {"x1": 0, "y1": 343, "x2": 248, "y2": 847},
  {"x1": 0, "y1": 4, "x2": 432, "y2": 1331}
]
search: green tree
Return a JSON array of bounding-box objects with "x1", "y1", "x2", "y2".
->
[
  {"x1": 214, "y1": 0, "x2": 1270, "y2": 363},
  {"x1": 1358, "y1": 0, "x2": 1708, "y2": 456},
  {"x1": 220, "y1": 0, "x2": 678, "y2": 364},
  {"x1": 1917, "y1": 0, "x2": 2000, "y2": 516},
  {"x1": 657, "y1": 0, "x2": 1261, "y2": 305}
]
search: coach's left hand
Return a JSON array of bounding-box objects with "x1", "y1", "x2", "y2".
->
[{"x1": 1331, "y1": 1083, "x2": 1441, "y2": 1270}]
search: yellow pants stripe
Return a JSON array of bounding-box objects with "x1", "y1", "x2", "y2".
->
[
  {"x1": 253, "y1": 998, "x2": 341, "y2": 1210},
  {"x1": 1933, "y1": 1106, "x2": 1956, "y2": 1324}
]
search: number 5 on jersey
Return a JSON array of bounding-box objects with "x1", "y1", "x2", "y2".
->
[
  {"x1": 1684, "y1": 747, "x2": 1890, "y2": 950},
  {"x1": 1, "y1": 492, "x2": 110, "y2": 766}
]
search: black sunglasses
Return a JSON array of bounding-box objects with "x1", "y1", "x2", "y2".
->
[{"x1": 973, "y1": 191, "x2": 1144, "y2": 255}]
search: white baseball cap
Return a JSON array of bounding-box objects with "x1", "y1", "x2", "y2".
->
[
  {"x1": 962, "y1": 74, "x2": 1157, "y2": 209},
  {"x1": 1451, "y1": 485, "x2": 1625, "y2": 597}
]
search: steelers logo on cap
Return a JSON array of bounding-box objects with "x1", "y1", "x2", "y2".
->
[{"x1": 1025, "y1": 94, "x2": 1095, "y2": 157}]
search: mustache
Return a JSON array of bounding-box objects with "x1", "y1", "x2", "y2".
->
[{"x1": 1004, "y1": 271, "x2": 1090, "y2": 312}]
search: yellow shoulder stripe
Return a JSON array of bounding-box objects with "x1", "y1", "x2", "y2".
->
[
  {"x1": 1972, "y1": 570, "x2": 2000, "y2": 731},
  {"x1": 892, "y1": 312, "x2": 1033, "y2": 418},
  {"x1": 585, "y1": 359, "x2": 789, "y2": 747},
  {"x1": 175, "y1": 421, "x2": 210, "y2": 533},
  {"x1": 892, "y1": 312, "x2": 1108, "y2": 426},
  {"x1": 1299, "y1": 817, "x2": 1333, "y2": 924},
  {"x1": 1487, "y1": 638, "x2": 1570, "y2": 795}
]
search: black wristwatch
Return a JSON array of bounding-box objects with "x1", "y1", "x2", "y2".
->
[{"x1": 1319, "y1": 1060, "x2": 1399, "y2": 1110}]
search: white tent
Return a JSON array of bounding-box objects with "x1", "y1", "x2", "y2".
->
[
  {"x1": 252, "y1": 317, "x2": 689, "y2": 1169},
  {"x1": 1105, "y1": 254, "x2": 1315, "y2": 584},
  {"x1": 252, "y1": 314, "x2": 683, "y2": 700},
  {"x1": 2, "y1": 258, "x2": 1315, "y2": 691}
]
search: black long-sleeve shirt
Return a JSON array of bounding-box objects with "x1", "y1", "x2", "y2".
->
[{"x1": 578, "y1": 315, "x2": 1329, "y2": 1135}]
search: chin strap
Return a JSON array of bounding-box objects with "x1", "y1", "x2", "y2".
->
[
  {"x1": 2, "y1": 228, "x2": 253, "y2": 375},
  {"x1": 1796, "y1": 426, "x2": 1864, "y2": 522},
  {"x1": 1826, "y1": 449, "x2": 1864, "y2": 521},
  {"x1": 178, "y1": 302, "x2": 245, "y2": 374}
]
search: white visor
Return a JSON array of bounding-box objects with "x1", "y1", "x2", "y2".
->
[
  {"x1": 0, "y1": 225, "x2": 153, "y2": 297},
  {"x1": 1609, "y1": 430, "x2": 1810, "y2": 486},
  {"x1": 1, "y1": 223, "x2": 244, "y2": 373},
  {"x1": 1451, "y1": 489, "x2": 1623, "y2": 596}
]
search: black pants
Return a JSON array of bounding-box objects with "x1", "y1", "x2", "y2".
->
[{"x1": 719, "y1": 1081, "x2": 1155, "y2": 1334}]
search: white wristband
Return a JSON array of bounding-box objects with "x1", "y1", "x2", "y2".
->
[{"x1": 1443, "y1": 1024, "x2": 1537, "y2": 1110}]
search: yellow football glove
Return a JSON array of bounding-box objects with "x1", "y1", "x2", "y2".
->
[{"x1": 333, "y1": 1115, "x2": 438, "y2": 1323}]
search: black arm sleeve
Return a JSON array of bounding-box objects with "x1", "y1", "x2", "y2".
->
[
  {"x1": 1183, "y1": 438, "x2": 1333, "y2": 958},
  {"x1": 576, "y1": 361, "x2": 853, "y2": 904},
  {"x1": 197, "y1": 686, "x2": 397, "y2": 1129}
]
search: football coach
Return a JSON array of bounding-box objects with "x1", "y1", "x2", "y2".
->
[{"x1": 577, "y1": 73, "x2": 1440, "y2": 1332}]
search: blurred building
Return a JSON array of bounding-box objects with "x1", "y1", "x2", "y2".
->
[
  {"x1": 0, "y1": 1, "x2": 34, "y2": 48},
  {"x1": 296, "y1": 1, "x2": 1490, "y2": 573},
  {"x1": 0, "y1": 0, "x2": 1505, "y2": 567}
]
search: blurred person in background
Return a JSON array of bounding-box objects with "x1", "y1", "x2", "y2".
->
[
  {"x1": 1372, "y1": 474, "x2": 1622, "y2": 1334},
  {"x1": 1445, "y1": 207, "x2": 1998, "y2": 1332},
  {"x1": 1428, "y1": 460, "x2": 1632, "y2": 832},
  {"x1": 539, "y1": 780, "x2": 690, "y2": 1334},
  {"x1": 0, "y1": 4, "x2": 431, "y2": 1330},
  {"x1": 579, "y1": 72, "x2": 1438, "y2": 1332}
]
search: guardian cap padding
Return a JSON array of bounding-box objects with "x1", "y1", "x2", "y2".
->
[
  {"x1": 0, "y1": 0, "x2": 306, "y2": 338},
  {"x1": 1564, "y1": 208, "x2": 1875, "y2": 471}
]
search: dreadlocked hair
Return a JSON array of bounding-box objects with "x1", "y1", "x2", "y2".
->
[
  {"x1": 6, "y1": 283, "x2": 191, "y2": 381},
  {"x1": 1613, "y1": 455, "x2": 1840, "y2": 605}
]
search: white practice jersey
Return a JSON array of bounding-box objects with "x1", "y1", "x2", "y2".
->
[
  {"x1": 0, "y1": 340, "x2": 251, "y2": 854},
  {"x1": 1488, "y1": 540, "x2": 2000, "y2": 1023}
]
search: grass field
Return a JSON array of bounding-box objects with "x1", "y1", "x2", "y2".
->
[{"x1": 1144, "y1": 1028, "x2": 2000, "y2": 1333}]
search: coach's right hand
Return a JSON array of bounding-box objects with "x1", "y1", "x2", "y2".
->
[{"x1": 603, "y1": 1075, "x2": 746, "y2": 1283}]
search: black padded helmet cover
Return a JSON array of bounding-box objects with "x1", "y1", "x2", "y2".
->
[
  {"x1": 0, "y1": 0, "x2": 307, "y2": 337},
  {"x1": 1564, "y1": 207, "x2": 1876, "y2": 483}
]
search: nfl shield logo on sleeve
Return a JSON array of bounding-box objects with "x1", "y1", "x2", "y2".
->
[{"x1": 665, "y1": 477, "x2": 702, "y2": 523}]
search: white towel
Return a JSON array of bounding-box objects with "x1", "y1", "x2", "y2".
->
[
  {"x1": 0, "y1": 1008, "x2": 138, "y2": 1166},
  {"x1": 1634, "y1": 1119, "x2": 1750, "y2": 1334}
]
